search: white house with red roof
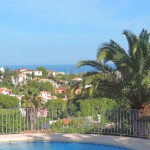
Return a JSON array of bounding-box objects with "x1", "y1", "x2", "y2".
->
[
  {"x1": 18, "y1": 68, "x2": 42, "y2": 77},
  {"x1": 0, "y1": 87, "x2": 12, "y2": 95},
  {"x1": 39, "y1": 91, "x2": 57, "y2": 104}
]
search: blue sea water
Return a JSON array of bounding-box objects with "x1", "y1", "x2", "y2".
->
[
  {"x1": 1, "y1": 64, "x2": 95, "y2": 74},
  {"x1": 1, "y1": 64, "x2": 115, "y2": 74},
  {"x1": 0, "y1": 142, "x2": 130, "y2": 150}
]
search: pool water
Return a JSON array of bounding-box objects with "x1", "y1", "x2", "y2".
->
[{"x1": 0, "y1": 142, "x2": 130, "y2": 150}]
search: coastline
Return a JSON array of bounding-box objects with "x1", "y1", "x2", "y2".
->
[{"x1": 0, "y1": 64, "x2": 96, "y2": 74}]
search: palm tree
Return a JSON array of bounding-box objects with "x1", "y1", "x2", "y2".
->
[
  {"x1": 76, "y1": 29, "x2": 150, "y2": 109},
  {"x1": 75, "y1": 60, "x2": 119, "y2": 100},
  {"x1": 22, "y1": 88, "x2": 41, "y2": 130}
]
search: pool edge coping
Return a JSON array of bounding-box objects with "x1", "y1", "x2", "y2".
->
[{"x1": 0, "y1": 133, "x2": 150, "y2": 150}]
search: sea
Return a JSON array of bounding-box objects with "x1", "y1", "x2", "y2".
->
[
  {"x1": 1, "y1": 64, "x2": 115, "y2": 74},
  {"x1": 1, "y1": 64, "x2": 95, "y2": 74}
]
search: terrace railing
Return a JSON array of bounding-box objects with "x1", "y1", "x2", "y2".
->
[{"x1": 0, "y1": 107, "x2": 150, "y2": 139}]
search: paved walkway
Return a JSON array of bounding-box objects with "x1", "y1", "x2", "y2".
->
[{"x1": 0, "y1": 133, "x2": 150, "y2": 150}]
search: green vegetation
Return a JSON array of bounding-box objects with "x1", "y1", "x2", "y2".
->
[
  {"x1": 37, "y1": 66, "x2": 48, "y2": 78},
  {"x1": 0, "y1": 68, "x2": 14, "y2": 88},
  {"x1": 46, "y1": 98, "x2": 67, "y2": 108},
  {"x1": 19, "y1": 80, "x2": 55, "y2": 108},
  {"x1": 76, "y1": 29, "x2": 150, "y2": 109},
  {"x1": 0, "y1": 94, "x2": 19, "y2": 109},
  {"x1": 0, "y1": 109, "x2": 23, "y2": 133},
  {"x1": 46, "y1": 99, "x2": 67, "y2": 119},
  {"x1": 21, "y1": 92, "x2": 41, "y2": 109},
  {"x1": 24, "y1": 80, "x2": 54, "y2": 94},
  {"x1": 0, "y1": 29, "x2": 149, "y2": 138},
  {"x1": 75, "y1": 98, "x2": 118, "y2": 112},
  {"x1": 52, "y1": 74, "x2": 75, "y2": 83},
  {"x1": 45, "y1": 98, "x2": 118, "y2": 120}
]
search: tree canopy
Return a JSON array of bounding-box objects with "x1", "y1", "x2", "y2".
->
[
  {"x1": 76, "y1": 29, "x2": 150, "y2": 109},
  {"x1": 0, "y1": 94, "x2": 19, "y2": 109},
  {"x1": 37, "y1": 66, "x2": 48, "y2": 78}
]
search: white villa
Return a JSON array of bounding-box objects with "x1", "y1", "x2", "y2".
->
[
  {"x1": 18, "y1": 68, "x2": 43, "y2": 77},
  {"x1": 11, "y1": 68, "x2": 43, "y2": 86},
  {"x1": 11, "y1": 73, "x2": 28, "y2": 86},
  {"x1": 39, "y1": 91, "x2": 57, "y2": 104},
  {"x1": 48, "y1": 70, "x2": 65, "y2": 77},
  {"x1": 0, "y1": 66, "x2": 5, "y2": 72},
  {"x1": 22, "y1": 70, "x2": 33, "y2": 75},
  {"x1": 34, "y1": 71, "x2": 42, "y2": 76}
]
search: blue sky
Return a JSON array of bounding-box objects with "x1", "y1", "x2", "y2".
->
[{"x1": 0, "y1": 0, "x2": 150, "y2": 65}]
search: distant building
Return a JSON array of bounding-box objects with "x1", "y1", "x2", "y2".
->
[
  {"x1": 72, "y1": 78, "x2": 83, "y2": 82},
  {"x1": 37, "y1": 108, "x2": 48, "y2": 118},
  {"x1": 55, "y1": 86, "x2": 69, "y2": 94},
  {"x1": 49, "y1": 70, "x2": 65, "y2": 76},
  {"x1": 47, "y1": 70, "x2": 56, "y2": 77},
  {"x1": 0, "y1": 66, "x2": 5, "y2": 72},
  {"x1": 11, "y1": 73, "x2": 27, "y2": 86},
  {"x1": 23, "y1": 70, "x2": 33, "y2": 75},
  {"x1": 18, "y1": 68, "x2": 27, "y2": 73},
  {"x1": 0, "y1": 87, "x2": 12, "y2": 95},
  {"x1": 39, "y1": 91, "x2": 57, "y2": 104},
  {"x1": 40, "y1": 91, "x2": 51, "y2": 98},
  {"x1": 18, "y1": 74, "x2": 27, "y2": 83},
  {"x1": 18, "y1": 68, "x2": 43, "y2": 77},
  {"x1": 34, "y1": 71, "x2": 42, "y2": 76}
]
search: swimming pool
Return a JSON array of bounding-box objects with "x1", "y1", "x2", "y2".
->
[{"x1": 0, "y1": 142, "x2": 131, "y2": 150}]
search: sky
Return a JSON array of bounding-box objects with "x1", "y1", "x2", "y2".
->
[{"x1": 0, "y1": 0, "x2": 150, "y2": 65}]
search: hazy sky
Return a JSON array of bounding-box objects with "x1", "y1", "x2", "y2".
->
[{"x1": 0, "y1": 0, "x2": 150, "y2": 65}]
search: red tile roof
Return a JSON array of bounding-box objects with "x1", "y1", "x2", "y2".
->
[{"x1": 0, "y1": 87, "x2": 12, "y2": 93}]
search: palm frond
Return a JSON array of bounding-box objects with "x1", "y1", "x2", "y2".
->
[
  {"x1": 75, "y1": 29, "x2": 150, "y2": 109},
  {"x1": 97, "y1": 40, "x2": 131, "y2": 75},
  {"x1": 123, "y1": 30, "x2": 138, "y2": 57},
  {"x1": 76, "y1": 60, "x2": 113, "y2": 72}
]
